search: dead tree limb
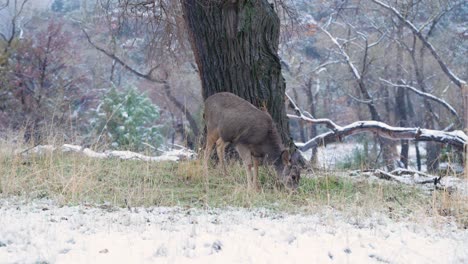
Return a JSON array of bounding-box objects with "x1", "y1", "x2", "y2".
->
[
  {"x1": 293, "y1": 118, "x2": 467, "y2": 151},
  {"x1": 319, "y1": 24, "x2": 382, "y2": 121},
  {"x1": 379, "y1": 78, "x2": 460, "y2": 123},
  {"x1": 286, "y1": 93, "x2": 339, "y2": 131},
  {"x1": 373, "y1": 169, "x2": 441, "y2": 186},
  {"x1": 287, "y1": 91, "x2": 467, "y2": 151},
  {"x1": 82, "y1": 28, "x2": 163, "y2": 83},
  {"x1": 374, "y1": 169, "x2": 404, "y2": 182},
  {"x1": 390, "y1": 168, "x2": 435, "y2": 178}
]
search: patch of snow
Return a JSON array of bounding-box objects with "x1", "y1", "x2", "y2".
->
[
  {"x1": 62, "y1": 144, "x2": 82, "y2": 152},
  {"x1": 0, "y1": 198, "x2": 466, "y2": 263},
  {"x1": 82, "y1": 148, "x2": 109, "y2": 159},
  {"x1": 20, "y1": 144, "x2": 196, "y2": 162},
  {"x1": 302, "y1": 143, "x2": 364, "y2": 168}
]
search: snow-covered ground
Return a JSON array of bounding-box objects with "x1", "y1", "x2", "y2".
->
[
  {"x1": 312, "y1": 142, "x2": 428, "y2": 170},
  {"x1": 1, "y1": 198, "x2": 467, "y2": 264}
]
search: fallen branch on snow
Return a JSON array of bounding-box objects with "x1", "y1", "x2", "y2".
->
[
  {"x1": 390, "y1": 168, "x2": 436, "y2": 178},
  {"x1": 20, "y1": 144, "x2": 196, "y2": 162},
  {"x1": 373, "y1": 169, "x2": 442, "y2": 186}
]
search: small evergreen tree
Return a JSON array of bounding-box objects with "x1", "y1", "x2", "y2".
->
[{"x1": 93, "y1": 86, "x2": 163, "y2": 151}]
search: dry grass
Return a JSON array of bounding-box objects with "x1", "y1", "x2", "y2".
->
[{"x1": 1, "y1": 137, "x2": 467, "y2": 228}]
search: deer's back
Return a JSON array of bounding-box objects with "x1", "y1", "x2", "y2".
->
[{"x1": 205, "y1": 92, "x2": 275, "y2": 146}]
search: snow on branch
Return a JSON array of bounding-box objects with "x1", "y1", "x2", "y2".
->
[
  {"x1": 319, "y1": 23, "x2": 382, "y2": 121},
  {"x1": 319, "y1": 26, "x2": 361, "y2": 81},
  {"x1": 370, "y1": 0, "x2": 466, "y2": 88},
  {"x1": 21, "y1": 144, "x2": 196, "y2": 162},
  {"x1": 373, "y1": 169, "x2": 443, "y2": 186},
  {"x1": 348, "y1": 169, "x2": 466, "y2": 193},
  {"x1": 295, "y1": 119, "x2": 467, "y2": 151},
  {"x1": 379, "y1": 78, "x2": 460, "y2": 122},
  {"x1": 286, "y1": 94, "x2": 467, "y2": 151},
  {"x1": 286, "y1": 93, "x2": 339, "y2": 131}
]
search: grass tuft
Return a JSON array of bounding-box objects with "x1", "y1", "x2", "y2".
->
[{"x1": 1, "y1": 138, "x2": 467, "y2": 227}]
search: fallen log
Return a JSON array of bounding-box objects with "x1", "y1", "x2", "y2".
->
[
  {"x1": 286, "y1": 93, "x2": 467, "y2": 151},
  {"x1": 19, "y1": 144, "x2": 196, "y2": 162}
]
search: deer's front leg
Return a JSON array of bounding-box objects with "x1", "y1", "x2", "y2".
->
[
  {"x1": 235, "y1": 144, "x2": 254, "y2": 190},
  {"x1": 252, "y1": 157, "x2": 260, "y2": 191}
]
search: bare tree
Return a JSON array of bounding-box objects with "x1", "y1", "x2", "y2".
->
[
  {"x1": 370, "y1": 0, "x2": 467, "y2": 134},
  {"x1": 368, "y1": 0, "x2": 466, "y2": 172},
  {"x1": 319, "y1": 22, "x2": 402, "y2": 169},
  {"x1": 0, "y1": 0, "x2": 29, "y2": 58}
]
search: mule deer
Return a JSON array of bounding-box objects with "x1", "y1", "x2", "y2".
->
[{"x1": 204, "y1": 92, "x2": 301, "y2": 190}]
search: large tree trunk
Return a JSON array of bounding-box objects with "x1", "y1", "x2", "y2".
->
[{"x1": 181, "y1": 0, "x2": 292, "y2": 147}]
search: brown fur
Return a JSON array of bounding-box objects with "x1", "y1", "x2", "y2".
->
[{"x1": 204, "y1": 92, "x2": 300, "y2": 190}]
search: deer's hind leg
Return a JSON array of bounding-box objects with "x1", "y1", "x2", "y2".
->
[
  {"x1": 204, "y1": 129, "x2": 220, "y2": 173},
  {"x1": 216, "y1": 138, "x2": 229, "y2": 175}
]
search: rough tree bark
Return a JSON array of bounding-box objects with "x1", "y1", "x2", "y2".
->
[{"x1": 181, "y1": 0, "x2": 293, "y2": 147}]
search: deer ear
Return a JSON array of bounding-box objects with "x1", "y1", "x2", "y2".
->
[{"x1": 281, "y1": 150, "x2": 290, "y2": 165}]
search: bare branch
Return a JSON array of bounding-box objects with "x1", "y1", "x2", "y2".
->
[
  {"x1": 368, "y1": 31, "x2": 386, "y2": 48},
  {"x1": 319, "y1": 25, "x2": 361, "y2": 80},
  {"x1": 373, "y1": 169, "x2": 442, "y2": 186},
  {"x1": 81, "y1": 28, "x2": 163, "y2": 83},
  {"x1": 379, "y1": 78, "x2": 460, "y2": 122},
  {"x1": 0, "y1": 0, "x2": 10, "y2": 10},
  {"x1": 162, "y1": 79, "x2": 200, "y2": 140},
  {"x1": 309, "y1": 60, "x2": 341, "y2": 74},
  {"x1": 285, "y1": 93, "x2": 339, "y2": 131},
  {"x1": 319, "y1": 24, "x2": 381, "y2": 121},
  {"x1": 370, "y1": 0, "x2": 466, "y2": 88},
  {"x1": 346, "y1": 92, "x2": 373, "y2": 104},
  {"x1": 390, "y1": 168, "x2": 437, "y2": 178},
  {"x1": 295, "y1": 119, "x2": 467, "y2": 151}
]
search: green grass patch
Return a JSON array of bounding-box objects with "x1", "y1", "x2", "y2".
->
[{"x1": 1, "y1": 143, "x2": 466, "y2": 226}]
